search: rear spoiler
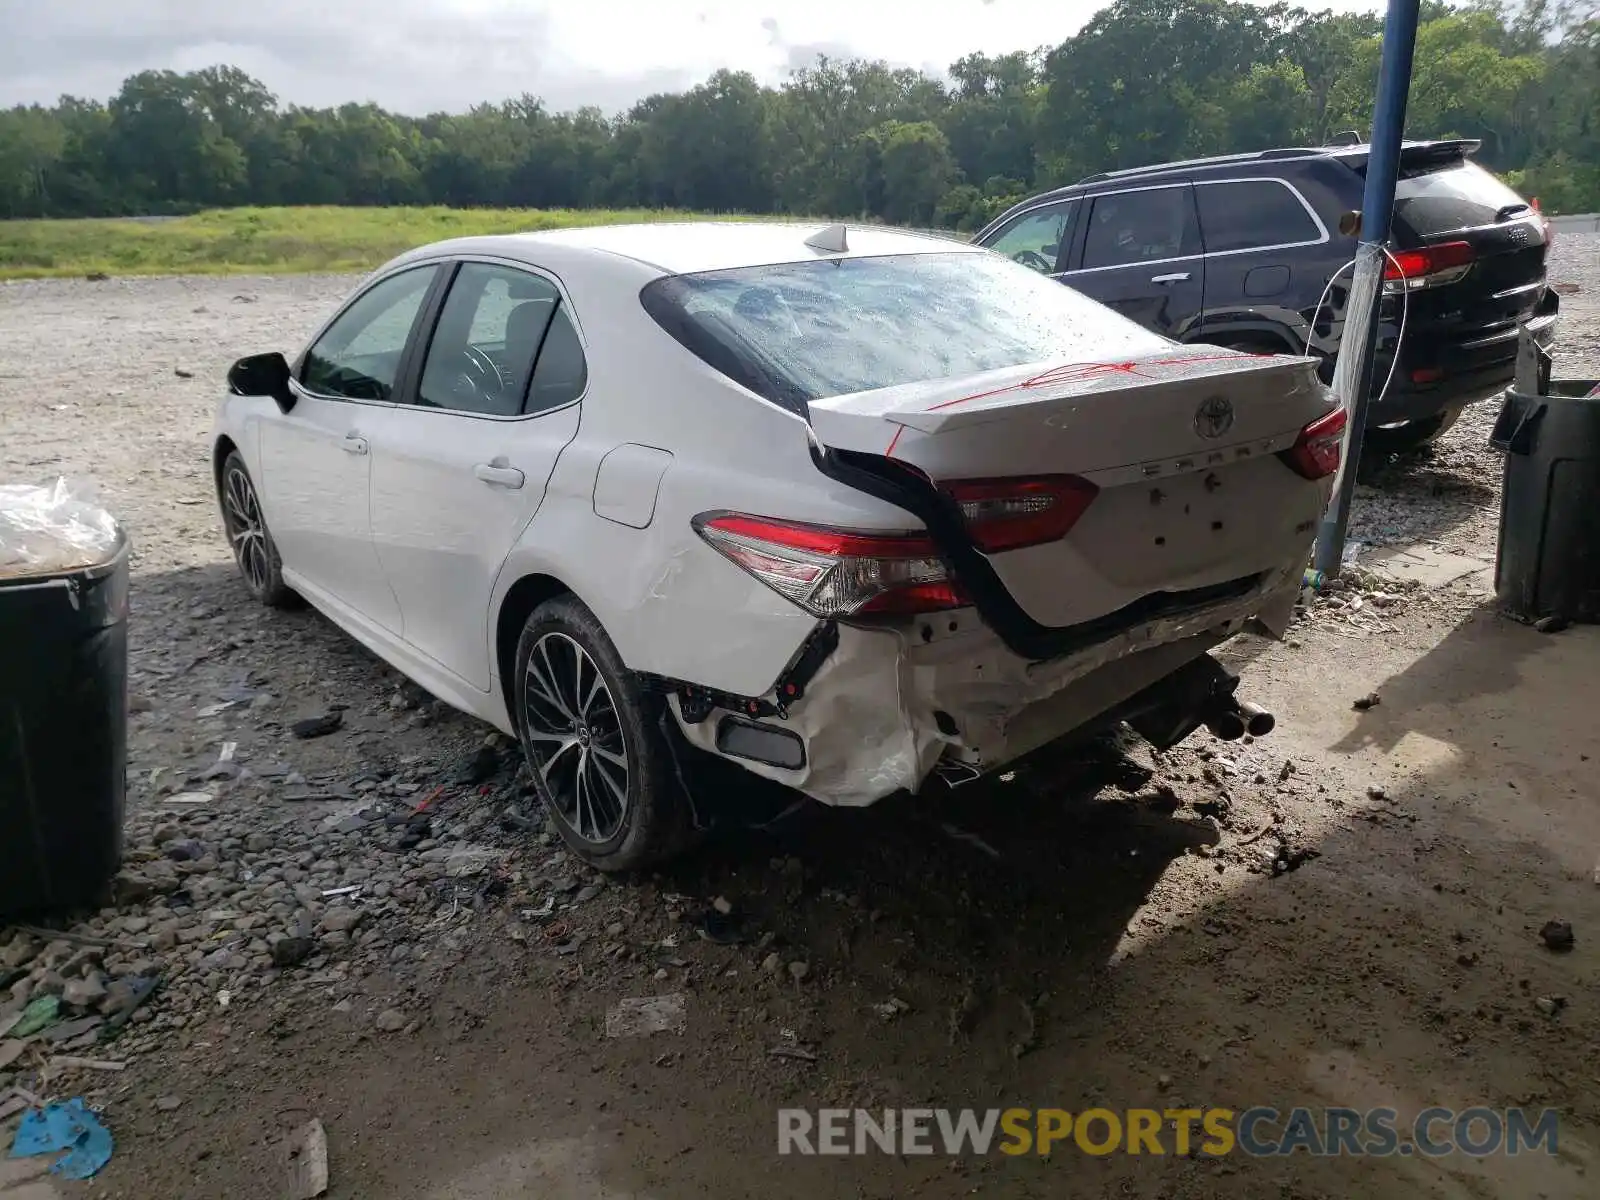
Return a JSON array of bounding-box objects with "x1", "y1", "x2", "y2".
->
[{"x1": 1335, "y1": 138, "x2": 1482, "y2": 175}]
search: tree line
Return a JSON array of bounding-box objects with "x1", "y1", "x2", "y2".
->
[{"x1": 0, "y1": 0, "x2": 1595, "y2": 226}]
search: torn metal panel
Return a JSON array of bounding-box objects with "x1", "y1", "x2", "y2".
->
[
  {"x1": 673, "y1": 562, "x2": 1302, "y2": 806},
  {"x1": 675, "y1": 623, "x2": 941, "y2": 806}
]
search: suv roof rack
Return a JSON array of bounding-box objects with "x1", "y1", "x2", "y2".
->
[
  {"x1": 1070, "y1": 137, "x2": 1483, "y2": 188},
  {"x1": 1074, "y1": 146, "x2": 1330, "y2": 186}
]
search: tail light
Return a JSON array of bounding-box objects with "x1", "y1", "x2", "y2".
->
[
  {"x1": 695, "y1": 514, "x2": 967, "y2": 617},
  {"x1": 1383, "y1": 240, "x2": 1475, "y2": 292},
  {"x1": 1532, "y1": 196, "x2": 1553, "y2": 245},
  {"x1": 944, "y1": 475, "x2": 1099, "y2": 553},
  {"x1": 1283, "y1": 407, "x2": 1348, "y2": 480}
]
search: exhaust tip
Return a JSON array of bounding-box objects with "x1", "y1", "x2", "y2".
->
[
  {"x1": 1239, "y1": 701, "x2": 1276, "y2": 738},
  {"x1": 1205, "y1": 712, "x2": 1246, "y2": 741}
]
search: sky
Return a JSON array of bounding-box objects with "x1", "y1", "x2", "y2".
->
[{"x1": 0, "y1": 0, "x2": 1385, "y2": 116}]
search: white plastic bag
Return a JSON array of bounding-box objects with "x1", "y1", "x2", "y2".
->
[{"x1": 0, "y1": 478, "x2": 122, "y2": 579}]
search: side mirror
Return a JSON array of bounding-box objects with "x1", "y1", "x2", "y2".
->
[{"x1": 227, "y1": 352, "x2": 295, "y2": 413}]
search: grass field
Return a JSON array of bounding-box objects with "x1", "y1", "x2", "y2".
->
[{"x1": 0, "y1": 206, "x2": 743, "y2": 279}]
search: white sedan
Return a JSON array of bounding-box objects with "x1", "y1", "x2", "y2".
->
[{"x1": 214, "y1": 221, "x2": 1344, "y2": 870}]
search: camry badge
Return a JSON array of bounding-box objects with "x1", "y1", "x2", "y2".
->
[{"x1": 1194, "y1": 395, "x2": 1234, "y2": 439}]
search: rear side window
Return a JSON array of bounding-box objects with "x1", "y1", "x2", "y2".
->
[
  {"x1": 1393, "y1": 161, "x2": 1530, "y2": 235},
  {"x1": 527, "y1": 308, "x2": 587, "y2": 413},
  {"x1": 1196, "y1": 180, "x2": 1322, "y2": 253},
  {"x1": 1081, "y1": 186, "x2": 1201, "y2": 269},
  {"x1": 640, "y1": 251, "x2": 1169, "y2": 409}
]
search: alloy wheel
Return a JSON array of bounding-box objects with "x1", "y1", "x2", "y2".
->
[
  {"x1": 223, "y1": 465, "x2": 271, "y2": 594},
  {"x1": 520, "y1": 632, "x2": 630, "y2": 845}
]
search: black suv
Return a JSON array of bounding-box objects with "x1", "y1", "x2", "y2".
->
[{"x1": 975, "y1": 139, "x2": 1560, "y2": 453}]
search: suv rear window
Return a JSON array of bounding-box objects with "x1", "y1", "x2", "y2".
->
[
  {"x1": 1393, "y1": 160, "x2": 1529, "y2": 236},
  {"x1": 640, "y1": 251, "x2": 1168, "y2": 409}
]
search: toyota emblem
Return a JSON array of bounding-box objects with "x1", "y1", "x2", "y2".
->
[{"x1": 1194, "y1": 395, "x2": 1234, "y2": 439}]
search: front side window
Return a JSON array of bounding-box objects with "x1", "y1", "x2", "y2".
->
[
  {"x1": 1082, "y1": 186, "x2": 1201, "y2": 269},
  {"x1": 640, "y1": 251, "x2": 1169, "y2": 409},
  {"x1": 1196, "y1": 180, "x2": 1322, "y2": 254},
  {"x1": 416, "y1": 263, "x2": 561, "y2": 416},
  {"x1": 302, "y1": 266, "x2": 437, "y2": 401},
  {"x1": 982, "y1": 202, "x2": 1073, "y2": 273}
]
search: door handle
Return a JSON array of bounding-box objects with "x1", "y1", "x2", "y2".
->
[
  {"x1": 1151, "y1": 272, "x2": 1191, "y2": 284},
  {"x1": 474, "y1": 462, "x2": 525, "y2": 489},
  {"x1": 341, "y1": 433, "x2": 369, "y2": 455}
]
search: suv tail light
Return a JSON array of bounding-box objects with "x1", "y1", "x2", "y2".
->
[
  {"x1": 1282, "y1": 407, "x2": 1348, "y2": 480},
  {"x1": 695, "y1": 514, "x2": 967, "y2": 617},
  {"x1": 1532, "y1": 196, "x2": 1553, "y2": 245},
  {"x1": 1383, "y1": 240, "x2": 1475, "y2": 292},
  {"x1": 944, "y1": 476, "x2": 1099, "y2": 553}
]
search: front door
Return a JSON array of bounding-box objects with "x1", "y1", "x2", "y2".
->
[
  {"x1": 366, "y1": 260, "x2": 586, "y2": 690},
  {"x1": 1061, "y1": 183, "x2": 1205, "y2": 340},
  {"x1": 258, "y1": 264, "x2": 439, "y2": 631}
]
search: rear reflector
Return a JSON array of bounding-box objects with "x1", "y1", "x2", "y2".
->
[
  {"x1": 1384, "y1": 240, "x2": 1475, "y2": 291},
  {"x1": 943, "y1": 475, "x2": 1099, "y2": 553},
  {"x1": 1283, "y1": 407, "x2": 1348, "y2": 480},
  {"x1": 1410, "y1": 366, "x2": 1445, "y2": 384},
  {"x1": 716, "y1": 715, "x2": 806, "y2": 769},
  {"x1": 694, "y1": 513, "x2": 968, "y2": 617}
]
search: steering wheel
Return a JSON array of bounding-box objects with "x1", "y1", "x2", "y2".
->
[
  {"x1": 453, "y1": 345, "x2": 506, "y2": 407},
  {"x1": 1013, "y1": 249, "x2": 1053, "y2": 272}
]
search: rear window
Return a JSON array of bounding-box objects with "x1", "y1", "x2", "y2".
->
[
  {"x1": 1393, "y1": 160, "x2": 1529, "y2": 236},
  {"x1": 639, "y1": 251, "x2": 1168, "y2": 410}
]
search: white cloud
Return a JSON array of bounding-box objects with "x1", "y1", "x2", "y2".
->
[{"x1": 0, "y1": 0, "x2": 1385, "y2": 115}]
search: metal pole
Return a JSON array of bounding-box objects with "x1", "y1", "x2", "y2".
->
[{"x1": 1313, "y1": 0, "x2": 1423, "y2": 578}]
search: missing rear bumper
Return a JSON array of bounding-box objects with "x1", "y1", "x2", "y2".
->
[{"x1": 672, "y1": 566, "x2": 1300, "y2": 807}]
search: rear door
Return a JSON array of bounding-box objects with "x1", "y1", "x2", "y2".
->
[
  {"x1": 363, "y1": 259, "x2": 584, "y2": 691},
  {"x1": 1191, "y1": 176, "x2": 1332, "y2": 340},
  {"x1": 1060, "y1": 182, "x2": 1205, "y2": 339}
]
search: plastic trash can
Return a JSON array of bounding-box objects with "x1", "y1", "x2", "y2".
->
[
  {"x1": 0, "y1": 481, "x2": 129, "y2": 916},
  {"x1": 1491, "y1": 334, "x2": 1600, "y2": 624}
]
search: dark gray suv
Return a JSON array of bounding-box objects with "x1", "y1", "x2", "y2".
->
[{"x1": 976, "y1": 139, "x2": 1560, "y2": 454}]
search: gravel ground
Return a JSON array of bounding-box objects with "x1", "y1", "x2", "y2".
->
[
  {"x1": 1348, "y1": 232, "x2": 1600, "y2": 556},
  {"x1": 0, "y1": 236, "x2": 1597, "y2": 1199}
]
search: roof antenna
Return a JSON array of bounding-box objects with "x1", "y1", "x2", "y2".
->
[{"x1": 804, "y1": 224, "x2": 849, "y2": 254}]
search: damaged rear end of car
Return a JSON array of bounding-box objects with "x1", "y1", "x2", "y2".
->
[{"x1": 643, "y1": 247, "x2": 1341, "y2": 805}]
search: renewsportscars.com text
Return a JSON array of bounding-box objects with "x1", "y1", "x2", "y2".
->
[{"x1": 777, "y1": 1106, "x2": 1560, "y2": 1158}]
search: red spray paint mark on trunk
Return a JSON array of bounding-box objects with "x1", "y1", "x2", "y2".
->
[{"x1": 920, "y1": 352, "x2": 1265, "y2": 414}]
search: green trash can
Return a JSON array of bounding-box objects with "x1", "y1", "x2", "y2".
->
[
  {"x1": 1491, "y1": 334, "x2": 1600, "y2": 624},
  {"x1": 0, "y1": 482, "x2": 129, "y2": 916}
]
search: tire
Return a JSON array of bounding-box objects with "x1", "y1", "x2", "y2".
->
[
  {"x1": 218, "y1": 451, "x2": 298, "y2": 608},
  {"x1": 512, "y1": 595, "x2": 695, "y2": 872},
  {"x1": 1362, "y1": 406, "x2": 1464, "y2": 456}
]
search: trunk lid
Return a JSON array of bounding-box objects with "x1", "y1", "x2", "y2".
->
[{"x1": 808, "y1": 346, "x2": 1333, "y2": 629}]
